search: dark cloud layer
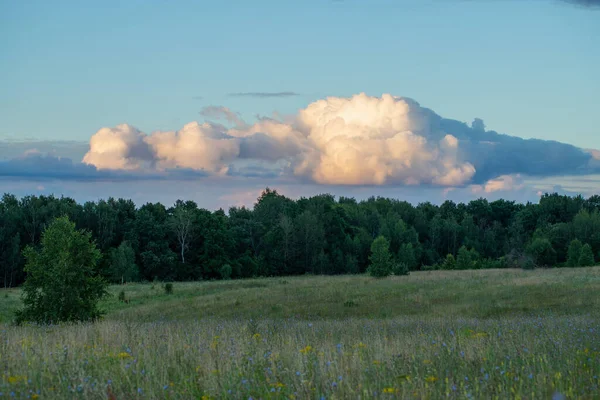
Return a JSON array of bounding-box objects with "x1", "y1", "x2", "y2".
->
[
  {"x1": 0, "y1": 153, "x2": 210, "y2": 181},
  {"x1": 562, "y1": 0, "x2": 600, "y2": 7}
]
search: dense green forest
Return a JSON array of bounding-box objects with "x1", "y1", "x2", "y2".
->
[{"x1": 1, "y1": 189, "x2": 599, "y2": 287}]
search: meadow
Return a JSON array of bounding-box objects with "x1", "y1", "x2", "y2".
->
[{"x1": 1, "y1": 268, "x2": 600, "y2": 399}]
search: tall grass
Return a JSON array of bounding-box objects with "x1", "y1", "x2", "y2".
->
[{"x1": 1, "y1": 268, "x2": 599, "y2": 399}]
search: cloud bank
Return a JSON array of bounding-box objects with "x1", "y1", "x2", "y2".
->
[{"x1": 79, "y1": 93, "x2": 597, "y2": 190}]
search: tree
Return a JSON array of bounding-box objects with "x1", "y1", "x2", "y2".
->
[
  {"x1": 579, "y1": 243, "x2": 595, "y2": 267},
  {"x1": 526, "y1": 238, "x2": 557, "y2": 267},
  {"x1": 441, "y1": 253, "x2": 456, "y2": 270},
  {"x1": 109, "y1": 241, "x2": 139, "y2": 284},
  {"x1": 368, "y1": 236, "x2": 392, "y2": 277},
  {"x1": 397, "y1": 243, "x2": 417, "y2": 271},
  {"x1": 15, "y1": 216, "x2": 107, "y2": 324},
  {"x1": 456, "y1": 246, "x2": 480, "y2": 270},
  {"x1": 566, "y1": 239, "x2": 583, "y2": 267},
  {"x1": 169, "y1": 201, "x2": 196, "y2": 264}
]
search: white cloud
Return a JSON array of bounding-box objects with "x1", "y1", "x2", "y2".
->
[{"x1": 80, "y1": 93, "x2": 599, "y2": 189}]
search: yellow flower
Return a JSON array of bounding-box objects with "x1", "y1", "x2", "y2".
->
[
  {"x1": 373, "y1": 360, "x2": 382, "y2": 365},
  {"x1": 8, "y1": 375, "x2": 27, "y2": 385},
  {"x1": 117, "y1": 352, "x2": 132, "y2": 359},
  {"x1": 423, "y1": 359, "x2": 432, "y2": 365},
  {"x1": 425, "y1": 376, "x2": 438, "y2": 383},
  {"x1": 554, "y1": 372, "x2": 562, "y2": 380},
  {"x1": 253, "y1": 333, "x2": 261, "y2": 340},
  {"x1": 355, "y1": 342, "x2": 367, "y2": 349},
  {"x1": 383, "y1": 387, "x2": 397, "y2": 394},
  {"x1": 300, "y1": 345, "x2": 313, "y2": 354},
  {"x1": 32, "y1": 395, "x2": 39, "y2": 400},
  {"x1": 271, "y1": 382, "x2": 286, "y2": 388}
]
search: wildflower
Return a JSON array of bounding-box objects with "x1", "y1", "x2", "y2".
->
[
  {"x1": 300, "y1": 345, "x2": 313, "y2": 354},
  {"x1": 7, "y1": 376, "x2": 27, "y2": 385},
  {"x1": 163, "y1": 385, "x2": 169, "y2": 390},
  {"x1": 118, "y1": 352, "x2": 132, "y2": 359},
  {"x1": 425, "y1": 376, "x2": 438, "y2": 383},
  {"x1": 373, "y1": 360, "x2": 382, "y2": 365},
  {"x1": 296, "y1": 371, "x2": 301, "y2": 376},
  {"x1": 31, "y1": 395, "x2": 39, "y2": 400},
  {"x1": 383, "y1": 387, "x2": 396, "y2": 394},
  {"x1": 137, "y1": 388, "x2": 143, "y2": 394},
  {"x1": 423, "y1": 359, "x2": 432, "y2": 365},
  {"x1": 554, "y1": 372, "x2": 562, "y2": 380},
  {"x1": 332, "y1": 382, "x2": 337, "y2": 388},
  {"x1": 356, "y1": 342, "x2": 367, "y2": 349}
]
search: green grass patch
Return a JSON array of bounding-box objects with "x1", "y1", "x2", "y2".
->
[{"x1": 1, "y1": 268, "x2": 599, "y2": 398}]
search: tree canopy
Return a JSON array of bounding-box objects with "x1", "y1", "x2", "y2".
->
[{"x1": 0, "y1": 190, "x2": 598, "y2": 288}]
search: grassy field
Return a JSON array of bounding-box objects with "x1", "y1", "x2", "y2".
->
[{"x1": 1, "y1": 268, "x2": 600, "y2": 399}]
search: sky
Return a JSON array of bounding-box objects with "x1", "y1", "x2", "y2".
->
[{"x1": 0, "y1": 0, "x2": 599, "y2": 209}]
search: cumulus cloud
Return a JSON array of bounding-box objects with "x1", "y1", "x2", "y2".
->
[
  {"x1": 471, "y1": 174, "x2": 525, "y2": 194},
  {"x1": 80, "y1": 93, "x2": 600, "y2": 189}
]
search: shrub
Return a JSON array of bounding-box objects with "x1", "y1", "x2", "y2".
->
[
  {"x1": 219, "y1": 264, "x2": 233, "y2": 280},
  {"x1": 526, "y1": 238, "x2": 556, "y2": 267},
  {"x1": 393, "y1": 262, "x2": 410, "y2": 276},
  {"x1": 456, "y1": 246, "x2": 480, "y2": 270},
  {"x1": 579, "y1": 243, "x2": 595, "y2": 267},
  {"x1": 522, "y1": 256, "x2": 536, "y2": 270},
  {"x1": 118, "y1": 290, "x2": 126, "y2": 302},
  {"x1": 441, "y1": 254, "x2": 456, "y2": 270},
  {"x1": 367, "y1": 236, "x2": 393, "y2": 278},
  {"x1": 15, "y1": 216, "x2": 107, "y2": 324},
  {"x1": 164, "y1": 283, "x2": 174, "y2": 295}
]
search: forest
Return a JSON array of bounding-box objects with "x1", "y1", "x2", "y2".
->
[{"x1": 1, "y1": 189, "x2": 599, "y2": 287}]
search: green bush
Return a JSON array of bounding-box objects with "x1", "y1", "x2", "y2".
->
[
  {"x1": 456, "y1": 246, "x2": 480, "y2": 270},
  {"x1": 393, "y1": 262, "x2": 410, "y2": 276},
  {"x1": 526, "y1": 238, "x2": 556, "y2": 267},
  {"x1": 118, "y1": 290, "x2": 126, "y2": 302},
  {"x1": 219, "y1": 264, "x2": 233, "y2": 280},
  {"x1": 579, "y1": 243, "x2": 595, "y2": 267},
  {"x1": 164, "y1": 283, "x2": 174, "y2": 295},
  {"x1": 441, "y1": 254, "x2": 456, "y2": 270},
  {"x1": 367, "y1": 236, "x2": 393, "y2": 278},
  {"x1": 15, "y1": 216, "x2": 107, "y2": 324}
]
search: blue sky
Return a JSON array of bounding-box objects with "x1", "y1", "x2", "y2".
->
[{"x1": 0, "y1": 0, "x2": 598, "y2": 208}]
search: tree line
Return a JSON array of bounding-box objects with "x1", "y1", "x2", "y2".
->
[{"x1": 1, "y1": 189, "x2": 599, "y2": 287}]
